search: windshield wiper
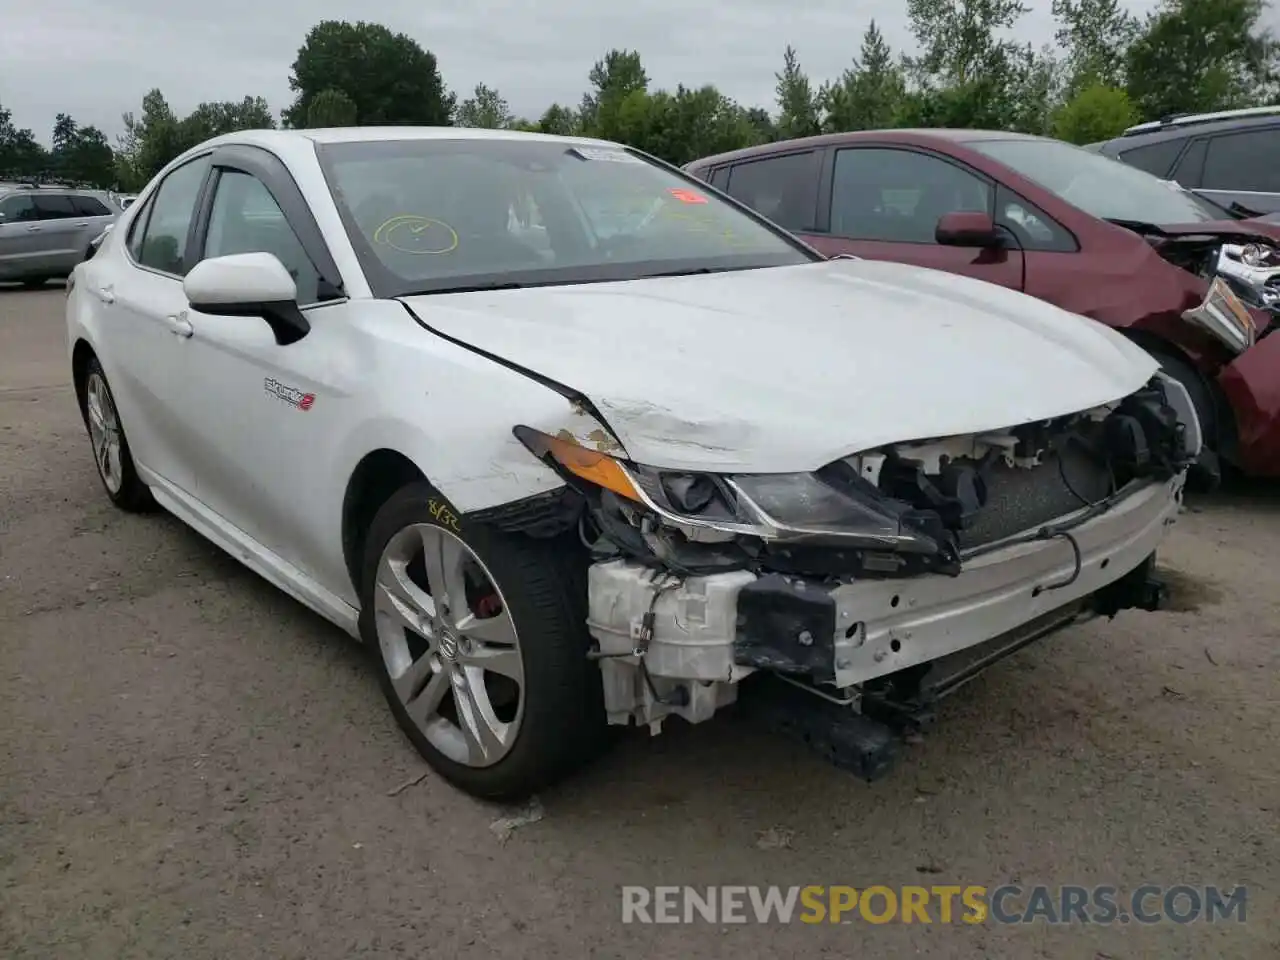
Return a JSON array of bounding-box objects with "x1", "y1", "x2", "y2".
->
[
  {"x1": 637, "y1": 266, "x2": 731, "y2": 279},
  {"x1": 1227, "y1": 200, "x2": 1264, "y2": 220},
  {"x1": 401, "y1": 281, "x2": 525, "y2": 296},
  {"x1": 1103, "y1": 218, "x2": 1168, "y2": 236}
]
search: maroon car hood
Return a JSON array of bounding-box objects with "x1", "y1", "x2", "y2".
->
[{"x1": 1156, "y1": 218, "x2": 1280, "y2": 241}]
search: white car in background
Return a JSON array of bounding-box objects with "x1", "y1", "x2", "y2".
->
[{"x1": 67, "y1": 128, "x2": 1198, "y2": 800}]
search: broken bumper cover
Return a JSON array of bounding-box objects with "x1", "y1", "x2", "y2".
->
[{"x1": 585, "y1": 476, "x2": 1182, "y2": 725}]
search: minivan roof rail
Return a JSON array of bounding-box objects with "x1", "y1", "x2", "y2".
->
[{"x1": 1122, "y1": 104, "x2": 1280, "y2": 136}]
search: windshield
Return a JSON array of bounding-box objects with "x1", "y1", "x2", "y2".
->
[
  {"x1": 317, "y1": 138, "x2": 815, "y2": 296},
  {"x1": 967, "y1": 138, "x2": 1228, "y2": 225}
]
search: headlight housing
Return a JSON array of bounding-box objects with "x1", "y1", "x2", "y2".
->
[
  {"x1": 514, "y1": 427, "x2": 945, "y2": 554},
  {"x1": 1183, "y1": 276, "x2": 1257, "y2": 353}
]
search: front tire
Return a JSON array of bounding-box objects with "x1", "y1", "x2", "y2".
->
[
  {"x1": 358, "y1": 481, "x2": 606, "y2": 800},
  {"x1": 79, "y1": 358, "x2": 154, "y2": 511}
]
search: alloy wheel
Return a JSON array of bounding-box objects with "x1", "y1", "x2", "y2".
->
[
  {"x1": 373, "y1": 523, "x2": 525, "y2": 767},
  {"x1": 85, "y1": 372, "x2": 123, "y2": 495}
]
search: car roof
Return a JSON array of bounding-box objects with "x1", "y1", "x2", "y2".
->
[
  {"x1": 1098, "y1": 109, "x2": 1280, "y2": 151},
  {"x1": 199, "y1": 126, "x2": 623, "y2": 151},
  {"x1": 686, "y1": 128, "x2": 1052, "y2": 169}
]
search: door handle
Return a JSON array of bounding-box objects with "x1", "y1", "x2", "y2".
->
[
  {"x1": 26, "y1": 225, "x2": 41, "y2": 232},
  {"x1": 95, "y1": 286, "x2": 115, "y2": 304},
  {"x1": 166, "y1": 311, "x2": 193, "y2": 338}
]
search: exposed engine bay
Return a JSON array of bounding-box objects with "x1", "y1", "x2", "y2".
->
[
  {"x1": 1150, "y1": 232, "x2": 1280, "y2": 327},
  {"x1": 479, "y1": 373, "x2": 1198, "y2": 776}
]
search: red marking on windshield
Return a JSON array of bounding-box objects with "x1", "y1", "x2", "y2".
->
[{"x1": 668, "y1": 188, "x2": 708, "y2": 204}]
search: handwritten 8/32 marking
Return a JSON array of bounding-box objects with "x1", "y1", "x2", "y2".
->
[{"x1": 428, "y1": 498, "x2": 462, "y2": 533}]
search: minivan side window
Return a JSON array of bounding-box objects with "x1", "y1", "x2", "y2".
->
[
  {"x1": 33, "y1": 194, "x2": 78, "y2": 219},
  {"x1": 134, "y1": 156, "x2": 211, "y2": 276},
  {"x1": 830, "y1": 148, "x2": 993, "y2": 244},
  {"x1": 1201, "y1": 129, "x2": 1280, "y2": 193},
  {"x1": 71, "y1": 195, "x2": 113, "y2": 217},
  {"x1": 0, "y1": 193, "x2": 38, "y2": 223},
  {"x1": 1118, "y1": 139, "x2": 1185, "y2": 178},
  {"x1": 723, "y1": 152, "x2": 820, "y2": 231}
]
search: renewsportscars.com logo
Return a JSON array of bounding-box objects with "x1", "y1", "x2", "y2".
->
[
  {"x1": 264, "y1": 377, "x2": 315, "y2": 411},
  {"x1": 620, "y1": 884, "x2": 1248, "y2": 926}
]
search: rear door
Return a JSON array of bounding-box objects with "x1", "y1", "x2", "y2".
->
[
  {"x1": 811, "y1": 145, "x2": 1024, "y2": 289},
  {"x1": 31, "y1": 193, "x2": 90, "y2": 273},
  {"x1": 718, "y1": 149, "x2": 823, "y2": 234},
  {"x1": 1193, "y1": 127, "x2": 1280, "y2": 215}
]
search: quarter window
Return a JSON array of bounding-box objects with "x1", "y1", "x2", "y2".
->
[
  {"x1": 135, "y1": 156, "x2": 211, "y2": 276},
  {"x1": 202, "y1": 170, "x2": 321, "y2": 304},
  {"x1": 723, "y1": 152, "x2": 820, "y2": 231},
  {"x1": 1201, "y1": 130, "x2": 1280, "y2": 193},
  {"x1": 830, "y1": 148, "x2": 993, "y2": 243},
  {"x1": 71, "y1": 195, "x2": 113, "y2": 217}
]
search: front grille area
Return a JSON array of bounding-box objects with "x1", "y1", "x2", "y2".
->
[{"x1": 957, "y1": 443, "x2": 1113, "y2": 549}]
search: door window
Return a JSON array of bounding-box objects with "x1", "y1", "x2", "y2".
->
[
  {"x1": 1172, "y1": 139, "x2": 1208, "y2": 186},
  {"x1": 202, "y1": 170, "x2": 322, "y2": 304},
  {"x1": 71, "y1": 195, "x2": 113, "y2": 217},
  {"x1": 830, "y1": 148, "x2": 993, "y2": 243},
  {"x1": 134, "y1": 156, "x2": 211, "y2": 276},
  {"x1": 723, "y1": 152, "x2": 820, "y2": 231},
  {"x1": 33, "y1": 194, "x2": 78, "y2": 219},
  {"x1": 0, "y1": 193, "x2": 38, "y2": 223},
  {"x1": 995, "y1": 185, "x2": 1077, "y2": 252},
  {"x1": 1202, "y1": 129, "x2": 1280, "y2": 193},
  {"x1": 1117, "y1": 139, "x2": 1185, "y2": 178}
]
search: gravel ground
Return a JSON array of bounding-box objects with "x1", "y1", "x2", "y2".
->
[{"x1": 2, "y1": 283, "x2": 1277, "y2": 959}]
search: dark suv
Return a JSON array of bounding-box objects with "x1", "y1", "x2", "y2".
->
[{"x1": 1089, "y1": 106, "x2": 1280, "y2": 216}]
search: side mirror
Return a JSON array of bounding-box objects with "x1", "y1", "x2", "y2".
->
[
  {"x1": 936, "y1": 211, "x2": 1002, "y2": 248},
  {"x1": 183, "y1": 252, "x2": 310, "y2": 345}
]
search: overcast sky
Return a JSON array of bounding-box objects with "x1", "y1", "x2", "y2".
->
[{"x1": 3, "y1": 0, "x2": 1269, "y2": 144}]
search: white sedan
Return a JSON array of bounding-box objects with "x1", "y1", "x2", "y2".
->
[{"x1": 67, "y1": 128, "x2": 1199, "y2": 800}]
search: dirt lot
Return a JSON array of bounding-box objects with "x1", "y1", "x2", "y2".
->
[{"x1": 1, "y1": 283, "x2": 1277, "y2": 959}]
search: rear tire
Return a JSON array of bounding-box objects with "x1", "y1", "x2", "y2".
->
[
  {"x1": 79, "y1": 358, "x2": 154, "y2": 512},
  {"x1": 1148, "y1": 347, "x2": 1221, "y2": 493},
  {"x1": 359, "y1": 481, "x2": 607, "y2": 801}
]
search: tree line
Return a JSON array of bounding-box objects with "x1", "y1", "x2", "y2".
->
[{"x1": 2, "y1": 0, "x2": 1277, "y2": 192}]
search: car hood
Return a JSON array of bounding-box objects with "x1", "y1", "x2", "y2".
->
[
  {"x1": 1156, "y1": 218, "x2": 1280, "y2": 242},
  {"x1": 400, "y1": 259, "x2": 1158, "y2": 473}
]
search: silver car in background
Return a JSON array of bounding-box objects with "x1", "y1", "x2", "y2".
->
[{"x1": 0, "y1": 183, "x2": 121, "y2": 287}]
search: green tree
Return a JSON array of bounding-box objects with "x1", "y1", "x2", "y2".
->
[
  {"x1": 1126, "y1": 0, "x2": 1280, "y2": 120},
  {"x1": 305, "y1": 89, "x2": 358, "y2": 127},
  {"x1": 904, "y1": 0, "x2": 1038, "y2": 128},
  {"x1": 283, "y1": 20, "x2": 455, "y2": 127},
  {"x1": 580, "y1": 49, "x2": 649, "y2": 135},
  {"x1": 0, "y1": 103, "x2": 49, "y2": 180},
  {"x1": 820, "y1": 21, "x2": 907, "y2": 132},
  {"x1": 57, "y1": 126, "x2": 115, "y2": 187},
  {"x1": 1052, "y1": 82, "x2": 1138, "y2": 143},
  {"x1": 181, "y1": 96, "x2": 276, "y2": 145},
  {"x1": 455, "y1": 84, "x2": 514, "y2": 129},
  {"x1": 538, "y1": 103, "x2": 578, "y2": 136},
  {"x1": 744, "y1": 107, "x2": 778, "y2": 143},
  {"x1": 133, "y1": 89, "x2": 184, "y2": 182},
  {"x1": 775, "y1": 45, "x2": 820, "y2": 139},
  {"x1": 1052, "y1": 0, "x2": 1140, "y2": 93}
]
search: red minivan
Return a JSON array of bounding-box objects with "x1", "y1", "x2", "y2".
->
[{"x1": 686, "y1": 131, "x2": 1280, "y2": 482}]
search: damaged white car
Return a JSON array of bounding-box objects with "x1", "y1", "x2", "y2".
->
[{"x1": 67, "y1": 128, "x2": 1200, "y2": 800}]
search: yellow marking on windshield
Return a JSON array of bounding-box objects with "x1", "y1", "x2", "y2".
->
[{"x1": 374, "y1": 215, "x2": 459, "y2": 255}]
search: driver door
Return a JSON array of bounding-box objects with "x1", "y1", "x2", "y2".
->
[
  {"x1": 808, "y1": 146, "x2": 1024, "y2": 290},
  {"x1": 172, "y1": 150, "x2": 348, "y2": 583}
]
